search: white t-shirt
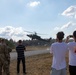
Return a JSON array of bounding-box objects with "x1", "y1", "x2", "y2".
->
[
  {"x1": 50, "y1": 42, "x2": 68, "y2": 70},
  {"x1": 68, "y1": 41, "x2": 76, "y2": 66}
]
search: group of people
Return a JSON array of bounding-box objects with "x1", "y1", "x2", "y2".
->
[
  {"x1": 0, "y1": 30, "x2": 76, "y2": 75},
  {"x1": 0, "y1": 39, "x2": 26, "y2": 75},
  {"x1": 50, "y1": 30, "x2": 76, "y2": 75}
]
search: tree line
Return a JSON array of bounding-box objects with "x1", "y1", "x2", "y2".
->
[{"x1": 0, "y1": 38, "x2": 73, "y2": 49}]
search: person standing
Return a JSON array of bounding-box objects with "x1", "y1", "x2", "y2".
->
[
  {"x1": 66, "y1": 31, "x2": 76, "y2": 75},
  {"x1": 1, "y1": 39, "x2": 12, "y2": 75},
  {"x1": 0, "y1": 38, "x2": 9, "y2": 75},
  {"x1": 5, "y1": 45, "x2": 12, "y2": 75},
  {"x1": 50, "y1": 31, "x2": 68, "y2": 75},
  {"x1": 16, "y1": 40, "x2": 26, "y2": 75}
]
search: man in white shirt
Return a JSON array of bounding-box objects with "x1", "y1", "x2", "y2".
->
[
  {"x1": 50, "y1": 31, "x2": 68, "y2": 75},
  {"x1": 66, "y1": 31, "x2": 76, "y2": 75}
]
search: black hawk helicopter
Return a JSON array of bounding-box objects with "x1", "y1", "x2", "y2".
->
[{"x1": 25, "y1": 31, "x2": 52, "y2": 42}]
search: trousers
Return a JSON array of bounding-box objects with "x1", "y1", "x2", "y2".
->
[
  {"x1": 17, "y1": 57, "x2": 26, "y2": 73},
  {"x1": 69, "y1": 65, "x2": 76, "y2": 75}
]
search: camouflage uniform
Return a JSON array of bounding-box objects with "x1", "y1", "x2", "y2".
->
[
  {"x1": 3, "y1": 45, "x2": 12, "y2": 75},
  {"x1": 1, "y1": 39, "x2": 12, "y2": 75},
  {"x1": 6, "y1": 46, "x2": 12, "y2": 64},
  {"x1": 0, "y1": 43, "x2": 9, "y2": 75}
]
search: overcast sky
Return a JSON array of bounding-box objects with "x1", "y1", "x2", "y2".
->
[{"x1": 0, "y1": 0, "x2": 76, "y2": 41}]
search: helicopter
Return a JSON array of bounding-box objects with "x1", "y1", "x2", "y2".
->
[{"x1": 25, "y1": 31, "x2": 52, "y2": 42}]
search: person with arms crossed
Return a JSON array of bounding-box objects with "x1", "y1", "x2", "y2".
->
[
  {"x1": 50, "y1": 31, "x2": 68, "y2": 75},
  {"x1": 16, "y1": 40, "x2": 26, "y2": 75},
  {"x1": 66, "y1": 30, "x2": 76, "y2": 75}
]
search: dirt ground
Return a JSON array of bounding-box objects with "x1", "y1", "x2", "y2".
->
[{"x1": 9, "y1": 53, "x2": 69, "y2": 75}]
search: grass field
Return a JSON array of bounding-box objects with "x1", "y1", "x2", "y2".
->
[
  {"x1": 26, "y1": 46, "x2": 50, "y2": 51},
  {"x1": 10, "y1": 53, "x2": 69, "y2": 75},
  {"x1": 12, "y1": 46, "x2": 50, "y2": 51}
]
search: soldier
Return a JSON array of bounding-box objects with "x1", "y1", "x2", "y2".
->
[
  {"x1": 6, "y1": 44, "x2": 12, "y2": 65},
  {"x1": 0, "y1": 39, "x2": 9, "y2": 75},
  {"x1": 1, "y1": 39, "x2": 12, "y2": 75}
]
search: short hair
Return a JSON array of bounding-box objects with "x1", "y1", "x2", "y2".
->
[
  {"x1": 73, "y1": 31, "x2": 76, "y2": 38},
  {"x1": 56, "y1": 31, "x2": 64, "y2": 40},
  {"x1": 18, "y1": 40, "x2": 22, "y2": 43},
  {"x1": 1, "y1": 39, "x2": 5, "y2": 42}
]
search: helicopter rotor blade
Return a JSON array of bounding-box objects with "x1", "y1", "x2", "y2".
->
[
  {"x1": 36, "y1": 33, "x2": 48, "y2": 35},
  {"x1": 24, "y1": 30, "x2": 33, "y2": 33},
  {"x1": 24, "y1": 30, "x2": 48, "y2": 35}
]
